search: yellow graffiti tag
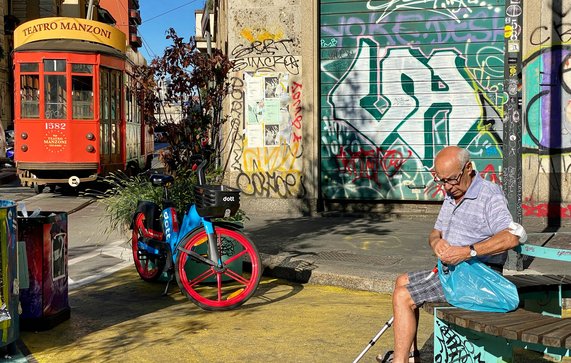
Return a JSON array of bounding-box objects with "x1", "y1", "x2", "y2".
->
[
  {"x1": 242, "y1": 140, "x2": 302, "y2": 173},
  {"x1": 240, "y1": 28, "x2": 285, "y2": 43}
]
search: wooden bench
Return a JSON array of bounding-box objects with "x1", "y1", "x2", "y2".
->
[{"x1": 426, "y1": 240, "x2": 571, "y2": 362}]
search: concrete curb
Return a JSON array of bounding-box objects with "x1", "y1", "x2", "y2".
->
[{"x1": 260, "y1": 253, "x2": 398, "y2": 293}]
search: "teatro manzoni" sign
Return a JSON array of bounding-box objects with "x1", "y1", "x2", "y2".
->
[{"x1": 14, "y1": 17, "x2": 126, "y2": 52}]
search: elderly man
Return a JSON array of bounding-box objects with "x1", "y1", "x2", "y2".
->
[{"x1": 378, "y1": 146, "x2": 521, "y2": 363}]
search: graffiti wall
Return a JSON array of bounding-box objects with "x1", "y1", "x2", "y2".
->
[
  {"x1": 224, "y1": 3, "x2": 305, "y2": 199},
  {"x1": 320, "y1": 0, "x2": 506, "y2": 201},
  {"x1": 522, "y1": 0, "x2": 571, "y2": 218}
]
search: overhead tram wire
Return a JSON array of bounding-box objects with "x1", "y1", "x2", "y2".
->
[{"x1": 140, "y1": 32, "x2": 158, "y2": 60}]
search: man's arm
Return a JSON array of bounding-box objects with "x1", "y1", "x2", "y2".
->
[
  {"x1": 440, "y1": 229, "x2": 520, "y2": 265},
  {"x1": 428, "y1": 228, "x2": 442, "y2": 250}
]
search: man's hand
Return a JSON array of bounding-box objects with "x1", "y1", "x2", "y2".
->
[
  {"x1": 440, "y1": 245, "x2": 470, "y2": 265},
  {"x1": 432, "y1": 238, "x2": 451, "y2": 259}
]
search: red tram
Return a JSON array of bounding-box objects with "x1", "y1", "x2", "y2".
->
[{"x1": 12, "y1": 17, "x2": 153, "y2": 193}]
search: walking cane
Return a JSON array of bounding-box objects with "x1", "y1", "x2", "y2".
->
[{"x1": 352, "y1": 265, "x2": 439, "y2": 363}]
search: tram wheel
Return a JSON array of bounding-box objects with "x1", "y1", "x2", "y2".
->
[
  {"x1": 60, "y1": 185, "x2": 80, "y2": 196},
  {"x1": 33, "y1": 183, "x2": 45, "y2": 194}
]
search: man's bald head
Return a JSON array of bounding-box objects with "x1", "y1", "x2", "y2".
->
[{"x1": 434, "y1": 146, "x2": 470, "y2": 173}]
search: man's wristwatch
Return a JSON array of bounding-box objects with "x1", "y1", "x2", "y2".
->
[{"x1": 469, "y1": 244, "x2": 477, "y2": 257}]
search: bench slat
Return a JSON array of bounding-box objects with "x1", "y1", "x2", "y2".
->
[
  {"x1": 542, "y1": 324, "x2": 571, "y2": 348},
  {"x1": 520, "y1": 320, "x2": 571, "y2": 345},
  {"x1": 505, "y1": 274, "x2": 571, "y2": 288},
  {"x1": 436, "y1": 309, "x2": 528, "y2": 330},
  {"x1": 436, "y1": 309, "x2": 495, "y2": 328},
  {"x1": 484, "y1": 315, "x2": 550, "y2": 337},
  {"x1": 463, "y1": 311, "x2": 533, "y2": 332},
  {"x1": 501, "y1": 317, "x2": 561, "y2": 341}
]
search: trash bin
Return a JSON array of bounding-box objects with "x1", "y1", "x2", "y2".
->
[
  {"x1": 18, "y1": 211, "x2": 70, "y2": 331},
  {"x1": 0, "y1": 200, "x2": 19, "y2": 351}
]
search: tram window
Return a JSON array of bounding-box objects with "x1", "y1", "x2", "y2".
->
[
  {"x1": 44, "y1": 59, "x2": 66, "y2": 72},
  {"x1": 101, "y1": 71, "x2": 109, "y2": 120},
  {"x1": 100, "y1": 69, "x2": 110, "y2": 155},
  {"x1": 45, "y1": 75, "x2": 66, "y2": 119},
  {"x1": 20, "y1": 75, "x2": 40, "y2": 118},
  {"x1": 72, "y1": 75, "x2": 93, "y2": 119},
  {"x1": 125, "y1": 86, "x2": 132, "y2": 123},
  {"x1": 72, "y1": 64, "x2": 92, "y2": 73},
  {"x1": 110, "y1": 72, "x2": 119, "y2": 120},
  {"x1": 20, "y1": 63, "x2": 39, "y2": 72}
]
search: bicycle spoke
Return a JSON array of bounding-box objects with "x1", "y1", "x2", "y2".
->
[
  {"x1": 224, "y1": 268, "x2": 250, "y2": 286},
  {"x1": 223, "y1": 249, "x2": 248, "y2": 265},
  {"x1": 217, "y1": 274, "x2": 222, "y2": 302},
  {"x1": 188, "y1": 267, "x2": 216, "y2": 287}
]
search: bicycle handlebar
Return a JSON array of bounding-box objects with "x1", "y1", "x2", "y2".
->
[{"x1": 196, "y1": 159, "x2": 207, "y2": 186}]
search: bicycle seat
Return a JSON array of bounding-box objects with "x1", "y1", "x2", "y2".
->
[{"x1": 150, "y1": 174, "x2": 174, "y2": 186}]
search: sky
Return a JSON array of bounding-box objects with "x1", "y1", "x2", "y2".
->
[{"x1": 138, "y1": 0, "x2": 207, "y2": 61}]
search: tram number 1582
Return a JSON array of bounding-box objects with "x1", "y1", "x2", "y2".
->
[{"x1": 45, "y1": 122, "x2": 66, "y2": 130}]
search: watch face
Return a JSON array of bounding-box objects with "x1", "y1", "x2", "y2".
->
[{"x1": 470, "y1": 248, "x2": 477, "y2": 257}]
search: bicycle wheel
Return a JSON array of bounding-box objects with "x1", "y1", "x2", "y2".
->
[
  {"x1": 132, "y1": 212, "x2": 165, "y2": 281},
  {"x1": 174, "y1": 226, "x2": 262, "y2": 311}
]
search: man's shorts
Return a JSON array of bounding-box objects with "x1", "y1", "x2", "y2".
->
[{"x1": 406, "y1": 269, "x2": 446, "y2": 307}]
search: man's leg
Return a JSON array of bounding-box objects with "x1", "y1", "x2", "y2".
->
[{"x1": 392, "y1": 273, "x2": 419, "y2": 363}]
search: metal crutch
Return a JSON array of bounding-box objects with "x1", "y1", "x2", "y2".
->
[{"x1": 352, "y1": 265, "x2": 438, "y2": 363}]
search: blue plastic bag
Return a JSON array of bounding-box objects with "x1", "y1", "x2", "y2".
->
[{"x1": 438, "y1": 259, "x2": 519, "y2": 312}]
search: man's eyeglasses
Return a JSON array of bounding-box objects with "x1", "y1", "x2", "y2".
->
[{"x1": 434, "y1": 163, "x2": 468, "y2": 186}]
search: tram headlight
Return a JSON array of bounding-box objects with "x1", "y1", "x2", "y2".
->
[
  {"x1": 21, "y1": 144, "x2": 28, "y2": 152},
  {"x1": 86, "y1": 145, "x2": 95, "y2": 153},
  {"x1": 86, "y1": 133, "x2": 95, "y2": 140},
  {"x1": 21, "y1": 132, "x2": 28, "y2": 140}
]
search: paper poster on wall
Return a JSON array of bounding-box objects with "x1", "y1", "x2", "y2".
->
[
  {"x1": 246, "y1": 76, "x2": 263, "y2": 99},
  {"x1": 263, "y1": 98, "x2": 280, "y2": 125},
  {"x1": 265, "y1": 125, "x2": 279, "y2": 146},
  {"x1": 244, "y1": 72, "x2": 292, "y2": 147},
  {"x1": 245, "y1": 74, "x2": 264, "y2": 125},
  {"x1": 246, "y1": 124, "x2": 263, "y2": 148},
  {"x1": 264, "y1": 76, "x2": 280, "y2": 98}
]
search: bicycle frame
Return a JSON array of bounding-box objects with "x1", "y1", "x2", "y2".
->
[
  {"x1": 161, "y1": 204, "x2": 222, "y2": 268},
  {"x1": 134, "y1": 159, "x2": 225, "y2": 275}
]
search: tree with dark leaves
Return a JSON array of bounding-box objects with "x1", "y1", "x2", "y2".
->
[{"x1": 136, "y1": 28, "x2": 233, "y2": 175}]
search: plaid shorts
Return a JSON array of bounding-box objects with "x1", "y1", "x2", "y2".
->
[{"x1": 406, "y1": 269, "x2": 446, "y2": 307}]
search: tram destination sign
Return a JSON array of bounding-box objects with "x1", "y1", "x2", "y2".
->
[{"x1": 14, "y1": 17, "x2": 126, "y2": 53}]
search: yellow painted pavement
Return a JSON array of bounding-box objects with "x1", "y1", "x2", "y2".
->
[{"x1": 20, "y1": 269, "x2": 433, "y2": 363}]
